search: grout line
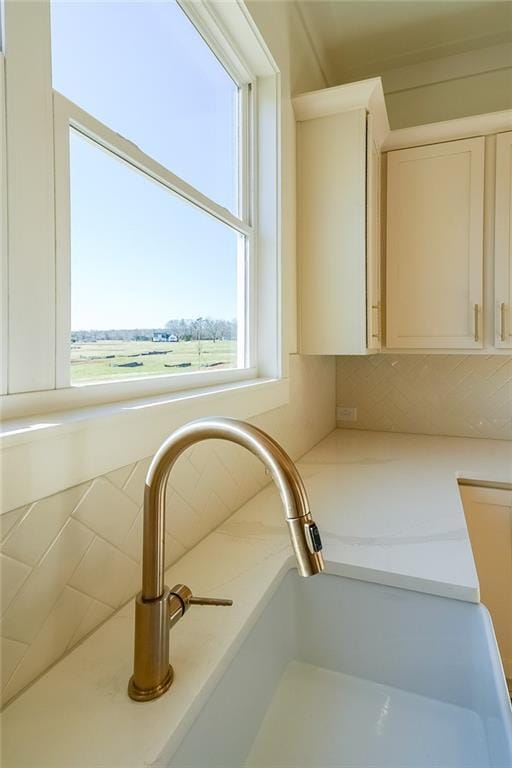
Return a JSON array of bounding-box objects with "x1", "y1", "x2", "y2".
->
[
  {"x1": 0, "y1": 562, "x2": 33, "y2": 620},
  {"x1": 1, "y1": 584, "x2": 94, "y2": 705},
  {"x1": 121, "y1": 460, "x2": 141, "y2": 492},
  {"x1": 0, "y1": 641, "x2": 30, "y2": 705},
  {"x1": 0, "y1": 503, "x2": 34, "y2": 548}
]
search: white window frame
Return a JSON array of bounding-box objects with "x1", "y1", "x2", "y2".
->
[
  {"x1": 1, "y1": 0, "x2": 282, "y2": 421},
  {"x1": 0, "y1": 51, "x2": 7, "y2": 398},
  {"x1": 53, "y1": 91, "x2": 256, "y2": 391}
]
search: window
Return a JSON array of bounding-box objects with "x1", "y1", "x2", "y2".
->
[
  {"x1": 68, "y1": 130, "x2": 243, "y2": 384},
  {"x1": 51, "y1": 0, "x2": 251, "y2": 386},
  {"x1": 1, "y1": 0, "x2": 280, "y2": 414},
  {"x1": 50, "y1": 1, "x2": 238, "y2": 213}
]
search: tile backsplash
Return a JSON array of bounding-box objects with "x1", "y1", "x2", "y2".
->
[
  {"x1": 337, "y1": 355, "x2": 512, "y2": 440},
  {"x1": 0, "y1": 355, "x2": 335, "y2": 707}
]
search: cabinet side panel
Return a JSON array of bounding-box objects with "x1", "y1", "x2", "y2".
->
[
  {"x1": 461, "y1": 485, "x2": 512, "y2": 680},
  {"x1": 298, "y1": 109, "x2": 367, "y2": 354},
  {"x1": 366, "y1": 115, "x2": 381, "y2": 351},
  {"x1": 494, "y1": 131, "x2": 512, "y2": 348}
]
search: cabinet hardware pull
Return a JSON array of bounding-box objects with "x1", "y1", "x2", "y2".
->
[
  {"x1": 500, "y1": 302, "x2": 506, "y2": 343},
  {"x1": 371, "y1": 304, "x2": 380, "y2": 340},
  {"x1": 473, "y1": 304, "x2": 479, "y2": 343}
]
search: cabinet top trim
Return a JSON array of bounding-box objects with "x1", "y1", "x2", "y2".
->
[
  {"x1": 292, "y1": 77, "x2": 389, "y2": 146},
  {"x1": 383, "y1": 109, "x2": 512, "y2": 152}
]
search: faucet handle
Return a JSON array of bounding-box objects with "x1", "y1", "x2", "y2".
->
[
  {"x1": 187, "y1": 595, "x2": 233, "y2": 607},
  {"x1": 168, "y1": 584, "x2": 233, "y2": 627}
]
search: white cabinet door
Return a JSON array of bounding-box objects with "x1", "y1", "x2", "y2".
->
[
  {"x1": 494, "y1": 131, "x2": 512, "y2": 349},
  {"x1": 386, "y1": 137, "x2": 485, "y2": 349}
]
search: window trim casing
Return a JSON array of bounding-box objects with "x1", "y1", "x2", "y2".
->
[
  {"x1": 52, "y1": 0, "x2": 256, "y2": 393},
  {"x1": 1, "y1": 376, "x2": 290, "y2": 512},
  {"x1": 3, "y1": 0, "x2": 56, "y2": 396},
  {"x1": 0, "y1": 52, "x2": 7, "y2": 397},
  {"x1": 1, "y1": 0, "x2": 284, "y2": 419},
  {"x1": 53, "y1": 92, "x2": 255, "y2": 390}
]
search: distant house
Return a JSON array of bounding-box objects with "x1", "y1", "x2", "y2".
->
[{"x1": 152, "y1": 331, "x2": 178, "y2": 342}]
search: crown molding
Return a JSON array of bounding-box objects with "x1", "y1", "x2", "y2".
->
[
  {"x1": 382, "y1": 42, "x2": 512, "y2": 96},
  {"x1": 292, "y1": 77, "x2": 389, "y2": 146},
  {"x1": 383, "y1": 109, "x2": 512, "y2": 151}
]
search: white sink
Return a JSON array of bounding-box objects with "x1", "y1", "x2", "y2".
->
[{"x1": 165, "y1": 571, "x2": 512, "y2": 768}]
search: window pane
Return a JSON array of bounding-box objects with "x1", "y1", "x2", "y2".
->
[
  {"x1": 51, "y1": 1, "x2": 238, "y2": 213},
  {"x1": 70, "y1": 130, "x2": 243, "y2": 384}
]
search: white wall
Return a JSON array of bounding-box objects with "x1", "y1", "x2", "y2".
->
[{"x1": 381, "y1": 43, "x2": 512, "y2": 128}]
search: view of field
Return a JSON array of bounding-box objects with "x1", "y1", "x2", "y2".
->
[{"x1": 71, "y1": 339, "x2": 238, "y2": 383}]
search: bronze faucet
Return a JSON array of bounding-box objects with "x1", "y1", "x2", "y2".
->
[{"x1": 128, "y1": 417, "x2": 324, "y2": 701}]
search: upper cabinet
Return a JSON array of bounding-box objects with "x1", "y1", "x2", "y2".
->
[
  {"x1": 386, "y1": 137, "x2": 485, "y2": 349},
  {"x1": 293, "y1": 79, "x2": 389, "y2": 355},
  {"x1": 494, "y1": 131, "x2": 512, "y2": 349},
  {"x1": 294, "y1": 73, "x2": 511, "y2": 355}
]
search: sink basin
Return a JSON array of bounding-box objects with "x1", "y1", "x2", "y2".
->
[{"x1": 165, "y1": 571, "x2": 512, "y2": 768}]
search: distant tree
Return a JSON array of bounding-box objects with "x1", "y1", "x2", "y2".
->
[
  {"x1": 203, "y1": 317, "x2": 223, "y2": 342},
  {"x1": 214, "y1": 318, "x2": 227, "y2": 342},
  {"x1": 194, "y1": 317, "x2": 204, "y2": 366},
  {"x1": 164, "y1": 317, "x2": 237, "y2": 343}
]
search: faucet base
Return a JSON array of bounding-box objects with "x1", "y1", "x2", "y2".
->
[{"x1": 128, "y1": 665, "x2": 174, "y2": 702}]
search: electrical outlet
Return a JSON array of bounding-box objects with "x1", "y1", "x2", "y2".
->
[{"x1": 337, "y1": 406, "x2": 357, "y2": 422}]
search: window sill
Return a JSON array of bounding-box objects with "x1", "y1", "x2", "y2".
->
[{"x1": 0, "y1": 376, "x2": 290, "y2": 512}]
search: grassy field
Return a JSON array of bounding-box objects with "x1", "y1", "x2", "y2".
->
[{"x1": 71, "y1": 339, "x2": 237, "y2": 383}]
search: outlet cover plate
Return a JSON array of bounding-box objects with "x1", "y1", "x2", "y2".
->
[{"x1": 337, "y1": 406, "x2": 357, "y2": 422}]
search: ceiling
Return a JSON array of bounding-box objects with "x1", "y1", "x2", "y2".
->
[{"x1": 296, "y1": 1, "x2": 512, "y2": 86}]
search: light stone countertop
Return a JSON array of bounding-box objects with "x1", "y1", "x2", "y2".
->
[{"x1": 2, "y1": 429, "x2": 511, "y2": 768}]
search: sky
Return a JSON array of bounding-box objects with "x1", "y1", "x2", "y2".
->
[{"x1": 50, "y1": 0, "x2": 240, "y2": 331}]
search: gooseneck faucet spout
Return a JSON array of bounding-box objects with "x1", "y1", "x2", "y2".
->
[{"x1": 128, "y1": 417, "x2": 324, "y2": 702}]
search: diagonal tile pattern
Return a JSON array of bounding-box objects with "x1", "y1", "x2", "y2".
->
[
  {"x1": 0, "y1": 354, "x2": 335, "y2": 707},
  {"x1": 0, "y1": 448, "x2": 266, "y2": 707},
  {"x1": 336, "y1": 355, "x2": 512, "y2": 440}
]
